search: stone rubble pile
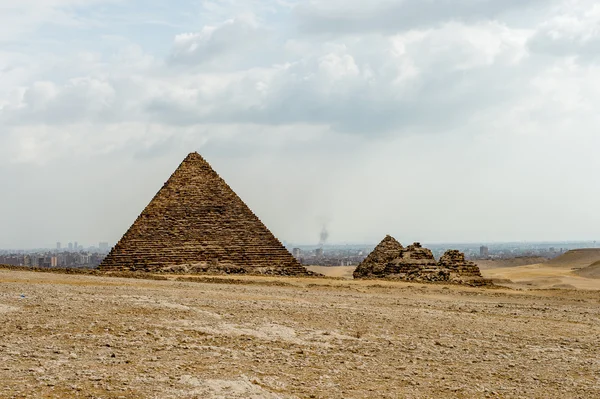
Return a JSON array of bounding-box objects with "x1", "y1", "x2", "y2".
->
[
  {"x1": 100, "y1": 152, "x2": 310, "y2": 276},
  {"x1": 354, "y1": 236, "x2": 490, "y2": 286}
]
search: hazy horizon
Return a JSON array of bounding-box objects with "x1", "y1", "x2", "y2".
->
[
  {"x1": 2, "y1": 1, "x2": 600, "y2": 248},
  {"x1": 3, "y1": 238, "x2": 600, "y2": 252}
]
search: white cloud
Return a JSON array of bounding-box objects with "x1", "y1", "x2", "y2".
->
[
  {"x1": 170, "y1": 14, "x2": 270, "y2": 66},
  {"x1": 0, "y1": 0, "x2": 123, "y2": 40},
  {"x1": 2, "y1": 0, "x2": 600, "y2": 247},
  {"x1": 529, "y1": 1, "x2": 600, "y2": 59},
  {"x1": 293, "y1": 0, "x2": 555, "y2": 35}
]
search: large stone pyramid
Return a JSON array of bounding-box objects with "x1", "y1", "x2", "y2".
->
[
  {"x1": 353, "y1": 235, "x2": 404, "y2": 278},
  {"x1": 100, "y1": 152, "x2": 309, "y2": 275}
]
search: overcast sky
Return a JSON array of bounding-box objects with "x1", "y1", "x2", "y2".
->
[{"x1": 2, "y1": 0, "x2": 600, "y2": 248}]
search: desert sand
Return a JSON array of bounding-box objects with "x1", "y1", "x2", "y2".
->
[
  {"x1": 481, "y1": 249, "x2": 600, "y2": 290},
  {"x1": 2, "y1": 269, "x2": 600, "y2": 398},
  {"x1": 474, "y1": 257, "x2": 547, "y2": 270},
  {"x1": 306, "y1": 266, "x2": 355, "y2": 279}
]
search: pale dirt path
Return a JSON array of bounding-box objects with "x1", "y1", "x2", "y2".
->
[{"x1": 1, "y1": 269, "x2": 600, "y2": 398}]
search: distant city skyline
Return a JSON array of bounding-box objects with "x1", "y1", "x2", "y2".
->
[
  {"x1": 2, "y1": 239, "x2": 599, "y2": 252},
  {"x1": 2, "y1": 239, "x2": 598, "y2": 269}
]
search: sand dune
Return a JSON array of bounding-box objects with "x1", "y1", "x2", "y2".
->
[
  {"x1": 482, "y1": 263, "x2": 600, "y2": 290},
  {"x1": 545, "y1": 249, "x2": 600, "y2": 269},
  {"x1": 574, "y1": 261, "x2": 600, "y2": 279},
  {"x1": 475, "y1": 257, "x2": 547, "y2": 270},
  {"x1": 480, "y1": 249, "x2": 600, "y2": 289}
]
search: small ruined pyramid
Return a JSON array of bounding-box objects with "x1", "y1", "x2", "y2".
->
[
  {"x1": 438, "y1": 250, "x2": 482, "y2": 278},
  {"x1": 100, "y1": 152, "x2": 309, "y2": 275},
  {"x1": 384, "y1": 242, "x2": 439, "y2": 275},
  {"x1": 353, "y1": 235, "x2": 404, "y2": 278}
]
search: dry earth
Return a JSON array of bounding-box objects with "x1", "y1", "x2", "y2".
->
[
  {"x1": 474, "y1": 258, "x2": 547, "y2": 270},
  {"x1": 575, "y1": 262, "x2": 600, "y2": 279},
  {"x1": 1, "y1": 269, "x2": 600, "y2": 399},
  {"x1": 481, "y1": 264, "x2": 600, "y2": 290},
  {"x1": 481, "y1": 249, "x2": 600, "y2": 290},
  {"x1": 305, "y1": 266, "x2": 355, "y2": 279}
]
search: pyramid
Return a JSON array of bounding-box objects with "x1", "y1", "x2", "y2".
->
[
  {"x1": 384, "y1": 242, "x2": 439, "y2": 275},
  {"x1": 385, "y1": 246, "x2": 488, "y2": 285},
  {"x1": 99, "y1": 152, "x2": 309, "y2": 275},
  {"x1": 355, "y1": 240, "x2": 489, "y2": 285},
  {"x1": 353, "y1": 235, "x2": 403, "y2": 278},
  {"x1": 438, "y1": 250, "x2": 482, "y2": 278}
]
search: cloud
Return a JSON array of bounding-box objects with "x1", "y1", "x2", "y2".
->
[
  {"x1": 0, "y1": 0, "x2": 123, "y2": 40},
  {"x1": 293, "y1": 0, "x2": 554, "y2": 35},
  {"x1": 2, "y1": 78, "x2": 117, "y2": 125},
  {"x1": 0, "y1": 17, "x2": 537, "y2": 139},
  {"x1": 170, "y1": 14, "x2": 271, "y2": 67},
  {"x1": 3, "y1": 0, "x2": 600, "y2": 247},
  {"x1": 528, "y1": 2, "x2": 600, "y2": 60},
  {"x1": 147, "y1": 21, "x2": 531, "y2": 134}
]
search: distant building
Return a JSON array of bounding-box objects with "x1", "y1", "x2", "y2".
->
[
  {"x1": 56, "y1": 242, "x2": 61, "y2": 251},
  {"x1": 292, "y1": 248, "x2": 301, "y2": 258},
  {"x1": 315, "y1": 248, "x2": 324, "y2": 257},
  {"x1": 51, "y1": 257, "x2": 58, "y2": 267},
  {"x1": 74, "y1": 242, "x2": 78, "y2": 252},
  {"x1": 480, "y1": 246, "x2": 489, "y2": 258},
  {"x1": 68, "y1": 242, "x2": 73, "y2": 252},
  {"x1": 99, "y1": 242, "x2": 110, "y2": 252}
]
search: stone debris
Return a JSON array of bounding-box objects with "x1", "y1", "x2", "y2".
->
[
  {"x1": 355, "y1": 239, "x2": 490, "y2": 286},
  {"x1": 100, "y1": 152, "x2": 310, "y2": 276},
  {"x1": 352, "y1": 235, "x2": 403, "y2": 279}
]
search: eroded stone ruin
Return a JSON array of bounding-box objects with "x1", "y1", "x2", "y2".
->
[
  {"x1": 352, "y1": 235, "x2": 404, "y2": 278},
  {"x1": 384, "y1": 242, "x2": 440, "y2": 277},
  {"x1": 100, "y1": 152, "x2": 310, "y2": 276},
  {"x1": 354, "y1": 237, "x2": 488, "y2": 286},
  {"x1": 438, "y1": 250, "x2": 483, "y2": 278}
]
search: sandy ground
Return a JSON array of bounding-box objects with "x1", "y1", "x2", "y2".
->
[
  {"x1": 545, "y1": 249, "x2": 600, "y2": 269},
  {"x1": 1, "y1": 270, "x2": 600, "y2": 398},
  {"x1": 575, "y1": 262, "x2": 600, "y2": 279},
  {"x1": 481, "y1": 264, "x2": 600, "y2": 290},
  {"x1": 305, "y1": 266, "x2": 355, "y2": 279},
  {"x1": 474, "y1": 257, "x2": 547, "y2": 270},
  {"x1": 481, "y1": 249, "x2": 600, "y2": 290}
]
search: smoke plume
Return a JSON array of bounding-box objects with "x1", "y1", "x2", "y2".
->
[{"x1": 319, "y1": 226, "x2": 329, "y2": 246}]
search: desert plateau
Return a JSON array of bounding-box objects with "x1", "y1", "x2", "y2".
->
[{"x1": 2, "y1": 266, "x2": 600, "y2": 399}]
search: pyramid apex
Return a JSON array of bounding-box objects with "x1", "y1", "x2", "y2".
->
[{"x1": 181, "y1": 152, "x2": 210, "y2": 165}]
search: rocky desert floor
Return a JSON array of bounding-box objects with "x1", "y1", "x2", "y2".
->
[{"x1": 1, "y1": 269, "x2": 600, "y2": 399}]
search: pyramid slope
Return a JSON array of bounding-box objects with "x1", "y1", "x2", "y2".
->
[
  {"x1": 100, "y1": 152, "x2": 309, "y2": 275},
  {"x1": 353, "y1": 235, "x2": 403, "y2": 278}
]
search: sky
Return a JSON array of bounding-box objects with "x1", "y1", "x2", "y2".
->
[{"x1": 2, "y1": 0, "x2": 600, "y2": 249}]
